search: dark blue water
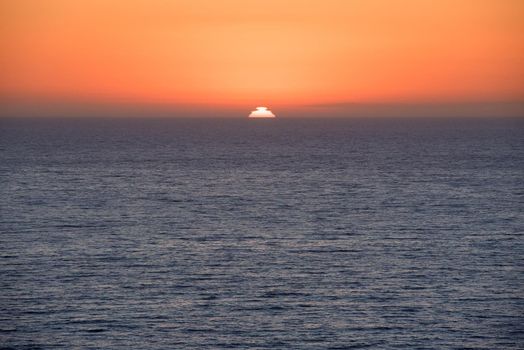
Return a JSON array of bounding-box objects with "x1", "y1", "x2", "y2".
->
[{"x1": 1, "y1": 117, "x2": 523, "y2": 349}]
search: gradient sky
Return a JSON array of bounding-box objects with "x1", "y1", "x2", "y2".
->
[{"x1": 1, "y1": 0, "x2": 523, "y2": 117}]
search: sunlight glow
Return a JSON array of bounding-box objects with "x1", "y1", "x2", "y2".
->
[{"x1": 1, "y1": 0, "x2": 523, "y2": 114}]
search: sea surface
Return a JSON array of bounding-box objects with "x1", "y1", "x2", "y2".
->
[{"x1": 1, "y1": 117, "x2": 523, "y2": 349}]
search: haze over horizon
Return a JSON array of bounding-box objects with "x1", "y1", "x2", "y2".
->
[{"x1": 1, "y1": 0, "x2": 523, "y2": 118}]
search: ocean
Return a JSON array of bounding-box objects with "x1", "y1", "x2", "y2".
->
[{"x1": 1, "y1": 117, "x2": 523, "y2": 349}]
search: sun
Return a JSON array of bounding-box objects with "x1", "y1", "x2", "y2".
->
[{"x1": 248, "y1": 107, "x2": 276, "y2": 118}]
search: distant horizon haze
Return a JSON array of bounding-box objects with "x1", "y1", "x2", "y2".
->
[{"x1": 1, "y1": 98, "x2": 523, "y2": 118}]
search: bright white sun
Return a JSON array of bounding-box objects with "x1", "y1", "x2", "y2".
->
[{"x1": 248, "y1": 107, "x2": 276, "y2": 118}]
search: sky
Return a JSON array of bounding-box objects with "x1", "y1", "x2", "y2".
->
[{"x1": 1, "y1": 0, "x2": 523, "y2": 117}]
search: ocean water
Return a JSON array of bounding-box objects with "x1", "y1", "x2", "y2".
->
[{"x1": 1, "y1": 117, "x2": 523, "y2": 349}]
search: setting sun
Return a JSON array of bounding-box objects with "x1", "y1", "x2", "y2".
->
[{"x1": 248, "y1": 107, "x2": 276, "y2": 118}]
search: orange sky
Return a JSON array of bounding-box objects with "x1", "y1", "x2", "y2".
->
[{"x1": 1, "y1": 0, "x2": 523, "y2": 115}]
